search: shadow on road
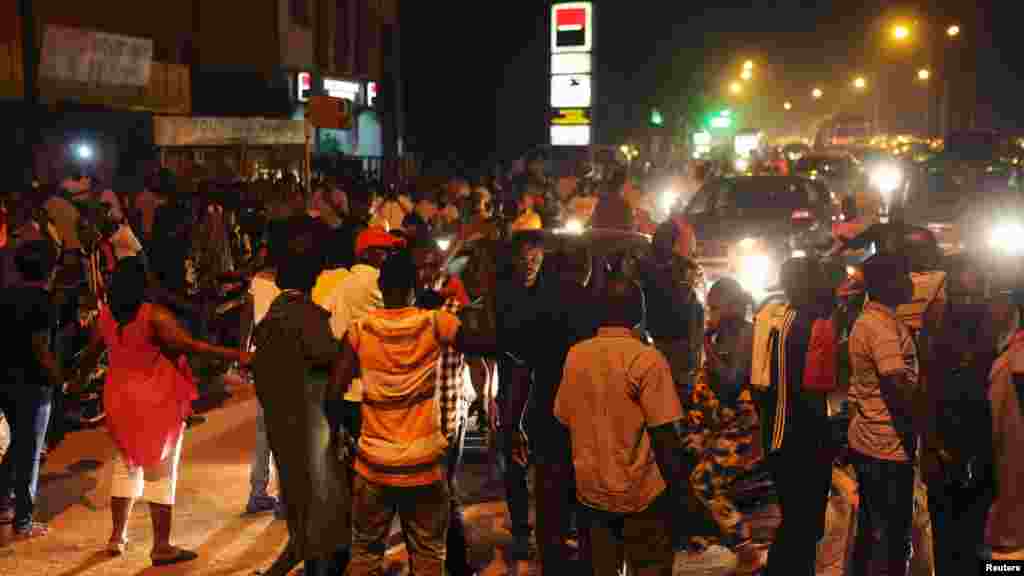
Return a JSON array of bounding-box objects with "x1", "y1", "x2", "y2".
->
[
  {"x1": 36, "y1": 459, "x2": 103, "y2": 522},
  {"x1": 51, "y1": 551, "x2": 119, "y2": 576}
]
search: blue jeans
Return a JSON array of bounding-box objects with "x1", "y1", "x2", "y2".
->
[
  {"x1": 850, "y1": 450, "x2": 915, "y2": 576},
  {"x1": 0, "y1": 385, "x2": 53, "y2": 530}
]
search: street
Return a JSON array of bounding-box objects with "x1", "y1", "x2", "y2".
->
[{"x1": 0, "y1": 390, "x2": 536, "y2": 576}]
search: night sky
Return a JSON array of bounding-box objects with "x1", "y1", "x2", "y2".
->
[{"x1": 402, "y1": 0, "x2": 1017, "y2": 170}]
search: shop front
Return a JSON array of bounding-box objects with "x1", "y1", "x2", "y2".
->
[
  {"x1": 154, "y1": 116, "x2": 307, "y2": 187},
  {"x1": 294, "y1": 72, "x2": 382, "y2": 158}
]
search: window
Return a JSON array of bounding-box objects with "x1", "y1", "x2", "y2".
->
[{"x1": 290, "y1": 0, "x2": 310, "y2": 27}]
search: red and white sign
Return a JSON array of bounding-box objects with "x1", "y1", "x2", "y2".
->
[
  {"x1": 551, "y1": 2, "x2": 592, "y2": 53},
  {"x1": 367, "y1": 81, "x2": 377, "y2": 107},
  {"x1": 297, "y1": 72, "x2": 312, "y2": 102}
]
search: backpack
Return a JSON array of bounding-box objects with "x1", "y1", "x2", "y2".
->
[
  {"x1": 803, "y1": 316, "x2": 839, "y2": 393},
  {"x1": 751, "y1": 301, "x2": 789, "y2": 392}
]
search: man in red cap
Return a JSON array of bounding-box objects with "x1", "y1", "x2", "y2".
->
[{"x1": 322, "y1": 228, "x2": 407, "y2": 423}]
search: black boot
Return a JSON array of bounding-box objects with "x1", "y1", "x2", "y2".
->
[{"x1": 446, "y1": 504, "x2": 475, "y2": 575}]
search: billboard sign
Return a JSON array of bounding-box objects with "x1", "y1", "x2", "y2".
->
[
  {"x1": 324, "y1": 78, "x2": 360, "y2": 102},
  {"x1": 550, "y1": 74, "x2": 591, "y2": 108},
  {"x1": 551, "y1": 108, "x2": 590, "y2": 125},
  {"x1": 550, "y1": 125, "x2": 591, "y2": 146},
  {"x1": 551, "y1": 2, "x2": 592, "y2": 53},
  {"x1": 551, "y1": 52, "x2": 591, "y2": 75}
]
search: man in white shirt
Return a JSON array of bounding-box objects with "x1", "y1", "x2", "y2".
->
[{"x1": 245, "y1": 267, "x2": 282, "y2": 515}]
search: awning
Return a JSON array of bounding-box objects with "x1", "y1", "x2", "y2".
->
[{"x1": 154, "y1": 116, "x2": 306, "y2": 147}]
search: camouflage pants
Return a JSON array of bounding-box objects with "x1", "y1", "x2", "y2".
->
[{"x1": 689, "y1": 437, "x2": 752, "y2": 551}]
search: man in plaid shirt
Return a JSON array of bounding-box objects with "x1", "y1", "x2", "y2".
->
[{"x1": 416, "y1": 243, "x2": 476, "y2": 576}]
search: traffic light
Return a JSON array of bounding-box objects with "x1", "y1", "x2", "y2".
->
[
  {"x1": 649, "y1": 108, "x2": 664, "y2": 127},
  {"x1": 708, "y1": 109, "x2": 732, "y2": 129}
]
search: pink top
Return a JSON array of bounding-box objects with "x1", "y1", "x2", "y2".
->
[{"x1": 100, "y1": 303, "x2": 197, "y2": 468}]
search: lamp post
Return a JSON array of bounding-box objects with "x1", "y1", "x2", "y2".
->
[{"x1": 812, "y1": 88, "x2": 824, "y2": 100}]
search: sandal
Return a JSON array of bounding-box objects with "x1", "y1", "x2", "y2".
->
[
  {"x1": 106, "y1": 538, "x2": 128, "y2": 556},
  {"x1": 13, "y1": 522, "x2": 49, "y2": 540},
  {"x1": 151, "y1": 547, "x2": 199, "y2": 567}
]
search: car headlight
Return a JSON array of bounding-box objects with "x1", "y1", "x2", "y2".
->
[
  {"x1": 735, "y1": 158, "x2": 750, "y2": 172},
  {"x1": 989, "y1": 223, "x2": 1024, "y2": 254},
  {"x1": 557, "y1": 218, "x2": 585, "y2": 235},
  {"x1": 738, "y1": 237, "x2": 757, "y2": 251},
  {"x1": 737, "y1": 254, "x2": 773, "y2": 299},
  {"x1": 870, "y1": 164, "x2": 903, "y2": 198},
  {"x1": 660, "y1": 190, "x2": 679, "y2": 214},
  {"x1": 436, "y1": 237, "x2": 452, "y2": 252}
]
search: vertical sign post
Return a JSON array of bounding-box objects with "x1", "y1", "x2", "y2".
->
[{"x1": 549, "y1": 2, "x2": 594, "y2": 147}]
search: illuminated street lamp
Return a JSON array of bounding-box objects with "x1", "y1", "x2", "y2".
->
[
  {"x1": 892, "y1": 24, "x2": 910, "y2": 41},
  {"x1": 783, "y1": 101, "x2": 792, "y2": 111},
  {"x1": 812, "y1": 88, "x2": 824, "y2": 99},
  {"x1": 730, "y1": 81, "x2": 743, "y2": 95},
  {"x1": 743, "y1": 60, "x2": 754, "y2": 71},
  {"x1": 853, "y1": 76, "x2": 867, "y2": 90},
  {"x1": 740, "y1": 68, "x2": 753, "y2": 81},
  {"x1": 946, "y1": 24, "x2": 960, "y2": 38},
  {"x1": 917, "y1": 68, "x2": 931, "y2": 81}
]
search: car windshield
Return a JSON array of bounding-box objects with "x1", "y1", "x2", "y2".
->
[{"x1": 719, "y1": 179, "x2": 823, "y2": 212}]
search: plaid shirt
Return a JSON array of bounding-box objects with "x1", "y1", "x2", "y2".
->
[{"x1": 439, "y1": 298, "x2": 469, "y2": 441}]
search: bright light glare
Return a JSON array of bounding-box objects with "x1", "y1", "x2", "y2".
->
[
  {"x1": 853, "y1": 77, "x2": 867, "y2": 89},
  {"x1": 739, "y1": 237, "x2": 757, "y2": 250},
  {"x1": 730, "y1": 82, "x2": 743, "y2": 95},
  {"x1": 660, "y1": 190, "x2": 679, "y2": 214},
  {"x1": 871, "y1": 164, "x2": 903, "y2": 197},
  {"x1": 846, "y1": 266, "x2": 857, "y2": 277},
  {"x1": 740, "y1": 69, "x2": 753, "y2": 81},
  {"x1": 791, "y1": 249, "x2": 807, "y2": 258},
  {"x1": 784, "y1": 101, "x2": 792, "y2": 111},
  {"x1": 561, "y1": 218, "x2": 585, "y2": 235},
  {"x1": 989, "y1": 223, "x2": 1024, "y2": 254},
  {"x1": 743, "y1": 60, "x2": 754, "y2": 71},
  {"x1": 917, "y1": 68, "x2": 931, "y2": 81},
  {"x1": 735, "y1": 158, "x2": 750, "y2": 173},
  {"x1": 436, "y1": 238, "x2": 452, "y2": 251},
  {"x1": 892, "y1": 25, "x2": 910, "y2": 40},
  {"x1": 946, "y1": 25, "x2": 960, "y2": 38},
  {"x1": 812, "y1": 88, "x2": 824, "y2": 99},
  {"x1": 76, "y1": 144, "x2": 93, "y2": 160},
  {"x1": 737, "y1": 254, "x2": 773, "y2": 300}
]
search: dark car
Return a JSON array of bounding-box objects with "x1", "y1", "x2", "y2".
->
[
  {"x1": 684, "y1": 175, "x2": 834, "y2": 302},
  {"x1": 793, "y1": 152, "x2": 864, "y2": 202}
]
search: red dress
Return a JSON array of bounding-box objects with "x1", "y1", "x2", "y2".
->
[{"x1": 99, "y1": 303, "x2": 197, "y2": 467}]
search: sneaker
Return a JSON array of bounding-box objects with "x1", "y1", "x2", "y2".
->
[
  {"x1": 673, "y1": 545, "x2": 738, "y2": 576},
  {"x1": 246, "y1": 494, "x2": 279, "y2": 515}
]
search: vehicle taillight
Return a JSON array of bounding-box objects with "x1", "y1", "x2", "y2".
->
[{"x1": 792, "y1": 209, "x2": 812, "y2": 220}]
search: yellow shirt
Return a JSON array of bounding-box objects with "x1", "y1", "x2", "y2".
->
[{"x1": 312, "y1": 268, "x2": 350, "y2": 308}]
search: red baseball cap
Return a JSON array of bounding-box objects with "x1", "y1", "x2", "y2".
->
[{"x1": 356, "y1": 227, "x2": 407, "y2": 257}]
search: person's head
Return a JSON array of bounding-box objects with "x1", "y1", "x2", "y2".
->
[
  {"x1": 15, "y1": 240, "x2": 55, "y2": 285},
  {"x1": 356, "y1": 227, "x2": 407, "y2": 268},
  {"x1": 862, "y1": 253, "x2": 913, "y2": 308},
  {"x1": 413, "y1": 243, "x2": 443, "y2": 290},
  {"x1": 706, "y1": 277, "x2": 751, "y2": 333},
  {"x1": 513, "y1": 231, "x2": 545, "y2": 287},
  {"x1": 526, "y1": 149, "x2": 547, "y2": 180},
  {"x1": 780, "y1": 257, "x2": 827, "y2": 309},
  {"x1": 109, "y1": 256, "x2": 148, "y2": 327},
  {"x1": 653, "y1": 219, "x2": 680, "y2": 263},
  {"x1": 601, "y1": 274, "x2": 644, "y2": 328},
  {"x1": 275, "y1": 216, "x2": 325, "y2": 293},
  {"x1": 379, "y1": 248, "x2": 418, "y2": 307}
]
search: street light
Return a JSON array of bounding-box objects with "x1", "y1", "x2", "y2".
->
[
  {"x1": 892, "y1": 24, "x2": 910, "y2": 41},
  {"x1": 853, "y1": 76, "x2": 867, "y2": 90},
  {"x1": 946, "y1": 24, "x2": 960, "y2": 38},
  {"x1": 918, "y1": 68, "x2": 931, "y2": 81},
  {"x1": 783, "y1": 101, "x2": 792, "y2": 111},
  {"x1": 812, "y1": 88, "x2": 824, "y2": 99},
  {"x1": 740, "y1": 68, "x2": 753, "y2": 81},
  {"x1": 743, "y1": 60, "x2": 754, "y2": 71},
  {"x1": 730, "y1": 81, "x2": 743, "y2": 95}
]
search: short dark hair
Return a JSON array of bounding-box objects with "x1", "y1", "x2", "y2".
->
[
  {"x1": 709, "y1": 277, "x2": 750, "y2": 309},
  {"x1": 15, "y1": 241, "x2": 55, "y2": 283},
  {"x1": 379, "y1": 248, "x2": 418, "y2": 296},
  {"x1": 780, "y1": 257, "x2": 825, "y2": 308},
  {"x1": 275, "y1": 216, "x2": 325, "y2": 292},
  {"x1": 602, "y1": 274, "x2": 643, "y2": 327},
  {"x1": 862, "y1": 253, "x2": 909, "y2": 299}
]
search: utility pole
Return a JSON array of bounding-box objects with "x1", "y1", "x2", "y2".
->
[{"x1": 19, "y1": 0, "x2": 38, "y2": 184}]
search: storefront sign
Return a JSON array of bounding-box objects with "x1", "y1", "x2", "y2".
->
[
  {"x1": 551, "y1": 52, "x2": 591, "y2": 75},
  {"x1": 550, "y1": 125, "x2": 591, "y2": 147},
  {"x1": 324, "y1": 78, "x2": 361, "y2": 102},
  {"x1": 367, "y1": 82, "x2": 378, "y2": 107},
  {"x1": 551, "y1": 2, "x2": 593, "y2": 53},
  {"x1": 550, "y1": 74, "x2": 591, "y2": 108},
  {"x1": 297, "y1": 72, "x2": 312, "y2": 102},
  {"x1": 40, "y1": 25, "x2": 153, "y2": 87},
  {"x1": 551, "y1": 108, "x2": 590, "y2": 125},
  {"x1": 153, "y1": 117, "x2": 306, "y2": 147}
]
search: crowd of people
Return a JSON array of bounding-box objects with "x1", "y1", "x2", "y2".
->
[{"x1": 0, "y1": 152, "x2": 1020, "y2": 576}]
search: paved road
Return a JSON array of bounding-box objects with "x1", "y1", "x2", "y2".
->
[{"x1": 0, "y1": 391, "x2": 539, "y2": 576}]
